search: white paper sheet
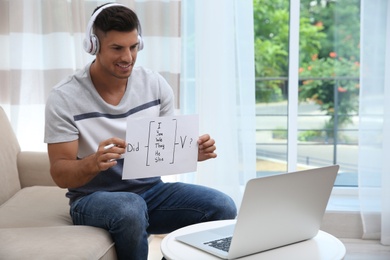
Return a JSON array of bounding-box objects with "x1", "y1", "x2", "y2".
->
[{"x1": 122, "y1": 114, "x2": 199, "y2": 179}]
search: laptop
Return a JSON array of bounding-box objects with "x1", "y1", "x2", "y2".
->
[{"x1": 175, "y1": 165, "x2": 339, "y2": 259}]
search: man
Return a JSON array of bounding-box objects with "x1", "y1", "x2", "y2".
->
[{"x1": 44, "y1": 3, "x2": 237, "y2": 260}]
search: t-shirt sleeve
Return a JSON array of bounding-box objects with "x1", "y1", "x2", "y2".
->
[{"x1": 44, "y1": 88, "x2": 79, "y2": 144}]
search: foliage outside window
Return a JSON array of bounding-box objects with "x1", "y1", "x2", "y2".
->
[{"x1": 254, "y1": 0, "x2": 360, "y2": 131}]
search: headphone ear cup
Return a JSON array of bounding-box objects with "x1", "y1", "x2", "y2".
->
[
  {"x1": 83, "y1": 34, "x2": 98, "y2": 55},
  {"x1": 138, "y1": 35, "x2": 144, "y2": 51},
  {"x1": 83, "y1": 37, "x2": 92, "y2": 54},
  {"x1": 90, "y1": 34, "x2": 99, "y2": 55}
]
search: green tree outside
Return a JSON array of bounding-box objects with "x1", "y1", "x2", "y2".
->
[{"x1": 254, "y1": 0, "x2": 360, "y2": 129}]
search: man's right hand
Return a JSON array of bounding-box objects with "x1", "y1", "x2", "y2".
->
[{"x1": 95, "y1": 138, "x2": 127, "y2": 171}]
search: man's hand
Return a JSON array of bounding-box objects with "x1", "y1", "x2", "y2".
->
[
  {"x1": 197, "y1": 134, "x2": 217, "y2": 162},
  {"x1": 95, "y1": 137, "x2": 127, "y2": 171}
]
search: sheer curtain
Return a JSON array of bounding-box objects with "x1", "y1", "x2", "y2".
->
[
  {"x1": 180, "y1": 0, "x2": 256, "y2": 206},
  {"x1": 0, "y1": 0, "x2": 181, "y2": 151},
  {"x1": 359, "y1": 0, "x2": 390, "y2": 245}
]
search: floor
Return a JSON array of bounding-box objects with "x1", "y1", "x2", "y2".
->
[
  {"x1": 339, "y1": 238, "x2": 390, "y2": 260},
  {"x1": 147, "y1": 235, "x2": 390, "y2": 260},
  {"x1": 148, "y1": 235, "x2": 164, "y2": 260}
]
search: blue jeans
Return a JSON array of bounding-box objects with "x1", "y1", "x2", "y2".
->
[{"x1": 70, "y1": 182, "x2": 237, "y2": 260}]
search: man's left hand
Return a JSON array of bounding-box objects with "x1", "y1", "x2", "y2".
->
[{"x1": 197, "y1": 134, "x2": 217, "y2": 162}]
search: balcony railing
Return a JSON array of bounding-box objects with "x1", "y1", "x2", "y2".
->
[{"x1": 255, "y1": 76, "x2": 359, "y2": 187}]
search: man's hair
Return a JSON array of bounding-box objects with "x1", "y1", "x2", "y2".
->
[{"x1": 92, "y1": 4, "x2": 141, "y2": 35}]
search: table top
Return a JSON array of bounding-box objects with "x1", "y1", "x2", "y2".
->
[{"x1": 161, "y1": 220, "x2": 346, "y2": 260}]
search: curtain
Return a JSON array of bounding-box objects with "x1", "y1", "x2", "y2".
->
[
  {"x1": 180, "y1": 0, "x2": 256, "y2": 207},
  {"x1": 0, "y1": 0, "x2": 181, "y2": 151},
  {"x1": 359, "y1": 0, "x2": 390, "y2": 245}
]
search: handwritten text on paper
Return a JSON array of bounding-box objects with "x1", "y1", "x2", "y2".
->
[{"x1": 122, "y1": 115, "x2": 199, "y2": 179}]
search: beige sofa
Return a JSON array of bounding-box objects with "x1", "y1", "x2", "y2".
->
[{"x1": 0, "y1": 106, "x2": 117, "y2": 259}]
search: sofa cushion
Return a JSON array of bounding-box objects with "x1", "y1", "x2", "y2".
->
[
  {"x1": 0, "y1": 186, "x2": 71, "y2": 228},
  {"x1": 17, "y1": 151, "x2": 55, "y2": 188},
  {"x1": 0, "y1": 226, "x2": 116, "y2": 260},
  {"x1": 0, "y1": 107, "x2": 22, "y2": 205}
]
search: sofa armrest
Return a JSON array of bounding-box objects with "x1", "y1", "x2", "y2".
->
[{"x1": 17, "y1": 151, "x2": 56, "y2": 188}]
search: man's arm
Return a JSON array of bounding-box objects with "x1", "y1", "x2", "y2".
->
[{"x1": 48, "y1": 138, "x2": 126, "y2": 189}]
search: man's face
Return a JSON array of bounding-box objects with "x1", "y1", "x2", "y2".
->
[{"x1": 96, "y1": 29, "x2": 140, "y2": 79}]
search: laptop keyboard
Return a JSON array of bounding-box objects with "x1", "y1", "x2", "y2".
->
[{"x1": 204, "y1": 236, "x2": 232, "y2": 252}]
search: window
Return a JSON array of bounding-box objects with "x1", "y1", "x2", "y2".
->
[{"x1": 254, "y1": 0, "x2": 360, "y2": 188}]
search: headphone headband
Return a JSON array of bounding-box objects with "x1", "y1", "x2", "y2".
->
[{"x1": 83, "y1": 3, "x2": 144, "y2": 55}]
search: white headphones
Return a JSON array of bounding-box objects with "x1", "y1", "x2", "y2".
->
[{"x1": 83, "y1": 3, "x2": 144, "y2": 55}]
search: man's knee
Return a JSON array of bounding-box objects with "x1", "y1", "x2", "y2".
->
[
  {"x1": 187, "y1": 184, "x2": 237, "y2": 220},
  {"x1": 213, "y1": 193, "x2": 237, "y2": 220},
  {"x1": 197, "y1": 188, "x2": 237, "y2": 221}
]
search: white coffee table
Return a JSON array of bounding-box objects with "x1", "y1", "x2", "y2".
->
[{"x1": 161, "y1": 220, "x2": 346, "y2": 260}]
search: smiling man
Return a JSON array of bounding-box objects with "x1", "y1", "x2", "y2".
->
[{"x1": 44, "y1": 3, "x2": 236, "y2": 260}]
